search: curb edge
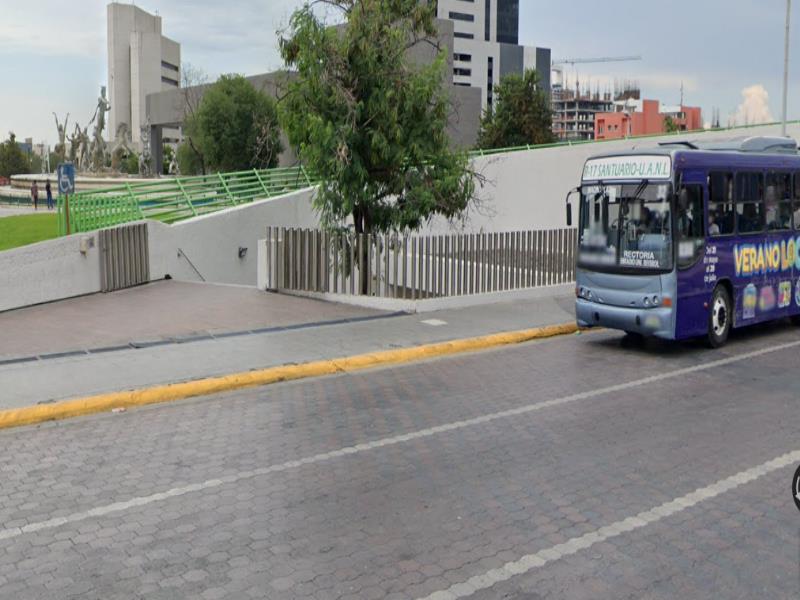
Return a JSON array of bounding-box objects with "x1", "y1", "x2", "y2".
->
[{"x1": 0, "y1": 322, "x2": 579, "y2": 431}]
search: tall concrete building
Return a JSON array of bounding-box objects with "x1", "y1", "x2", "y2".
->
[
  {"x1": 145, "y1": 18, "x2": 482, "y2": 172},
  {"x1": 107, "y1": 2, "x2": 180, "y2": 146},
  {"x1": 435, "y1": 0, "x2": 550, "y2": 111}
]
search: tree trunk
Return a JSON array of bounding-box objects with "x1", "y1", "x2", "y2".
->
[{"x1": 353, "y1": 206, "x2": 371, "y2": 295}]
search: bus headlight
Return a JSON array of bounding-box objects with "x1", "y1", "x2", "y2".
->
[
  {"x1": 643, "y1": 297, "x2": 651, "y2": 307},
  {"x1": 652, "y1": 295, "x2": 660, "y2": 306}
]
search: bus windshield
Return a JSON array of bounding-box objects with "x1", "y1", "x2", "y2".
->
[{"x1": 578, "y1": 182, "x2": 673, "y2": 271}]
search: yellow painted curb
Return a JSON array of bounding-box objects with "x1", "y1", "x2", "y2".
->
[{"x1": 0, "y1": 322, "x2": 579, "y2": 431}]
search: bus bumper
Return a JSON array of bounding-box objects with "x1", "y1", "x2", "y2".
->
[{"x1": 576, "y1": 299, "x2": 675, "y2": 340}]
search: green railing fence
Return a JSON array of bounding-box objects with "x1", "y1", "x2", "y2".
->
[
  {"x1": 57, "y1": 166, "x2": 316, "y2": 235},
  {"x1": 56, "y1": 118, "x2": 800, "y2": 236}
]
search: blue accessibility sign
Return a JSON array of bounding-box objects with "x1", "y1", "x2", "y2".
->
[{"x1": 57, "y1": 162, "x2": 75, "y2": 195}]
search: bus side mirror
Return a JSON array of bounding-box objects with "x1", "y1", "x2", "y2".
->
[{"x1": 565, "y1": 187, "x2": 580, "y2": 227}]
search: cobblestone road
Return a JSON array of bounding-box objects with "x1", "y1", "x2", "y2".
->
[{"x1": 0, "y1": 323, "x2": 798, "y2": 599}]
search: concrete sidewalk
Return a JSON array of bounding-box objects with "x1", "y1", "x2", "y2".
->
[
  {"x1": 0, "y1": 282, "x2": 576, "y2": 411},
  {"x1": 0, "y1": 280, "x2": 382, "y2": 359}
]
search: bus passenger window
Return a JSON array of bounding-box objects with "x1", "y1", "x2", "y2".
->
[
  {"x1": 708, "y1": 172, "x2": 734, "y2": 235},
  {"x1": 735, "y1": 172, "x2": 765, "y2": 234},
  {"x1": 793, "y1": 173, "x2": 800, "y2": 230},
  {"x1": 676, "y1": 184, "x2": 704, "y2": 268},
  {"x1": 766, "y1": 172, "x2": 791, "y2": 230}
]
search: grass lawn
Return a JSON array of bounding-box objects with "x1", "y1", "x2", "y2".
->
[{"x1": 0, "y1": 213, "x2": 60, "y2": 252}]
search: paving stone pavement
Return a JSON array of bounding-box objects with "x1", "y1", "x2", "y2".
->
[
  {"x1": 0, "y1": 288, "x2": 574, "y2": 408},
  {"x1": 0, "y1": 323, "x2": 798, "y2": 599}
]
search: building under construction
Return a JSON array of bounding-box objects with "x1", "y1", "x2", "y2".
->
[
  {"x1": 552, "y1": 88, "x2": 613, "y2": 142},
  {"x1": 552, "y1": 82, "x2": 643, "y2": 142}
]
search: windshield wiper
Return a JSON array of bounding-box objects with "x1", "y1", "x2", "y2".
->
[{"x1": 628, "y1": 179, "x2": 649, "y2": 204}]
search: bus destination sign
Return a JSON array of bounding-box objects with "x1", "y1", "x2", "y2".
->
[{"x1": 582, "y1": 155, "x2": 672, "y2": 181}]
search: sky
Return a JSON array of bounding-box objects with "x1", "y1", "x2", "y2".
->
[{"x1": 1, "y1": 0, "x2": 798, "y2": 145}]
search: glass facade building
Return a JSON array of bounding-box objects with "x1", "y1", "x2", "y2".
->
[{"x1": 496, "y1": 0, "x2": 519, "y2": 45}]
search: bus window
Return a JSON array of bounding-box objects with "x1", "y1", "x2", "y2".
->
[
  {"x1": 793, "y1": 173, "x2": 800, "y2": 229},
  {"x1": 765, "y1": 172, "x2": 792, "y2": 230},
  {"x1": 708, "y1": 172, "x2": 735, "y2": 235},
  {"x1": 676, "y1": 184, "x2": 704, "y2": 268},
  {"x1": 735, "y1": 172, "x2": 765, "y2": 234}
]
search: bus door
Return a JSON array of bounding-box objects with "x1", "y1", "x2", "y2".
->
[{"x1": 675, "y1": 170, "x2": 708, "y2": 338}]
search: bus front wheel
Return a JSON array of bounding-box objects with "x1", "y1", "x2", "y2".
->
[{"x1": 707, "y1": 286, "x2": 732, "y2": 348}]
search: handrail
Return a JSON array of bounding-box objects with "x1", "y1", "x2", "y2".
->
[{"x1": 58, "y1": 166, "x2": 319, "y2": 235}]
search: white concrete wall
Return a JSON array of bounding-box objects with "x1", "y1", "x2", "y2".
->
[
  {"x1": 149, "y1": 188, "x2": 320, "y2": 286},
  {"x1": 0, "y1": 233, "x2": 101, "y2": 312},
  {"x1": 426, "y1": 121, "x2": 800, "y2": 234}
]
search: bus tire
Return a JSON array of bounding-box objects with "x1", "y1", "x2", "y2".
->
[
  {"x1": 707, "y1": 285, "x2": 732, "y2": 348},
  {"x1": 791, "y1": 315, "x2": 800, "y2": 326}
]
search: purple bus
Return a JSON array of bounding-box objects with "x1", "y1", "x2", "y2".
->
[{"x1": 566, "y1": 136, "x2": 800, "y2": 347}]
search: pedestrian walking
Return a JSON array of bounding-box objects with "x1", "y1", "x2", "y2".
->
[
  {"x1": 30, "y1": 181, "x2": 39, "y2": 211},
  {"x1": 45, "y1": 180, "x2": 53, "y2": 210}
]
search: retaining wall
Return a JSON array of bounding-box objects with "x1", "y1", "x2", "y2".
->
[
  {"x1": 0, "y1": 232, "x2": 101, "y2": 312},
  {"x1": 148, "y1": 188, "x2": 319, "y2": 285},
  {"x1": 427, "y1": 122, "x2": 800, "y2": 233}
]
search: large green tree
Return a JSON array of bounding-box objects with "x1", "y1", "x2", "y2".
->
[
  {"x1": 0, "y1": 133, "x2": 31, "y2": 178},
  {"x1": 182, "y1": 74, "x2": 282, "y2": 174},
  {"x1": 279, "y1": 0, "x2": 476, "y2": 236},
  {"x1": 477, "y1": 69, "x2": 555, "y2": 150}
]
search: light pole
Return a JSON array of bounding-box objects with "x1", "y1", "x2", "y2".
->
[{"x1": 782, "y1": 0, "x2": 792, "y2": 136}]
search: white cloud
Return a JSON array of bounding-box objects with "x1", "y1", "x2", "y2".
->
[{"x1": 734, "y1": 84, "x2": 774, "y2": 125}]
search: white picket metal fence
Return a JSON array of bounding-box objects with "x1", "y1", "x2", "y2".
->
[{"x1": 263, "y1": 227, "x2": 578, "y2": 299}]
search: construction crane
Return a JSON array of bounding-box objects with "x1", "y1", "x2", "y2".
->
[
  {"x1": 552, "y1": 55, "x2": 642, "y2": 67},
  {"x1": 551, "y1": 55, "x2": 642, "y2": 89}
]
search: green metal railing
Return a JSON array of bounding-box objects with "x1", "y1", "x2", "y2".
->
[
  {"x1": 57, "y1": 166, "x2": 316, "y2": 235},
  {"x1": 57, "y1": 118, "x2": 800, "y2": 236}
]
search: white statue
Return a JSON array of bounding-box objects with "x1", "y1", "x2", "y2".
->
[
  {"x1": 90, "y1": 86, "x2": 111, "y2": 171},
  {"x1": 139, "y1": 118, "x2": 152, "y2": 176},
  {"x1": 168, "y1": 153, "x2": 179, "y2": 176},
  {"x1": 53, "y1": 112, "x2": 69, "y2": 162},
  {"x1": 110, "y1": 123, "x2": 133, "y2": 171},
  {"x1": 77, "y1": 126, "x2": 91, "y2": 172}
]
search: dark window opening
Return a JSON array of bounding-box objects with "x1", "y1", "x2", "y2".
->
[
  {"x1": 708, "y1": 172, "x2": 735, "y2": 236},
  {"x1": 734, "y1": 172, "x2": 765, "y2": 234},
  {"x1": 485, "y1": 0, "x2": 491, "y2": 41},
  {"x1": 449, "y1": 11, "x2": 475, "y2": 21},
  {"x1": 675, "y1": 183, "x2": 705, "y2": 268},
  {"x1": 793, "y1": 173, "x2": 800, "y2": 230},
  {"x1": 765, "y1": 172, "x2": 792, "y2": 230},
  {"x1": 496, "y1": 0, "x2": 519, "y2": 44}
]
